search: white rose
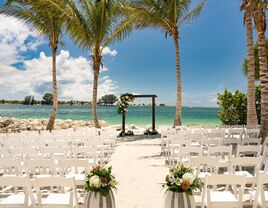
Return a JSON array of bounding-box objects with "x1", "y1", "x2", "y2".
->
[
  {"x1": 182, "y1": 173, "x2": 195, "y2": 184},
  {"x1": 89, "y1": 175, "x2": 101, "y2": 188}
]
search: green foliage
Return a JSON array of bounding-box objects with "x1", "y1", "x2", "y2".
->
[
  {"x1": 1, "y1": 0, "x2": 66, "y2": 46},
  {"x1": 42, "y1": 93, "x2": 53, "y2": 105},
  {"x1": 23, "y1": 96, "x2": 35, "y2": 105},
  {"x1": 125, "y1": 0, "x2": 205, "y2": 38},
  {"x1": 84, "y1": 165, "x2": 117, "y2": 196},
  {"x1": 217, "y1": 87, "x2": 261, "y2": 125},
  {"x1": 98, "y1": 94, "x2": 118, "y2": 106},
  {"x1": 243, "y1": 39, "x2": 268, "y2": 80},
  {"x1": 117, "y1": 93, "x2": 134, "y2": 114}
]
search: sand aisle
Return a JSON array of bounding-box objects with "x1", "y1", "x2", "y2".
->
[{"x1": 110, "y1": 139, "x2": 169, "y2": 208}]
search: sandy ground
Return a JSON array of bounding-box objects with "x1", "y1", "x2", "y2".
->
[{"x1": 109, "y1": 138, "x2": 169, "y2": 208}]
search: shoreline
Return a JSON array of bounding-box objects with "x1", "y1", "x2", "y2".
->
[
  {"x1": 0, "y1": 116, "x2": 222, "y2": 134},
  {"x1": 0, "y1": 117, "x2": 109, "y2": 133}
]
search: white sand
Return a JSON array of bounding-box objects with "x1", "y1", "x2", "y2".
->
[{"x1": 109, "y1": 138, "x2": 169, "y2": 208}]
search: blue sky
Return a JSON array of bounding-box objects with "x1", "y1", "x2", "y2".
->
[{"x1": 0, "y1": 0, "x2": 261, "y2": 106}]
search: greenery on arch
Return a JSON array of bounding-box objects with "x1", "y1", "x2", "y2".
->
[{"x1": 117, "y1": 93, "x2": 135, "y2": 114}]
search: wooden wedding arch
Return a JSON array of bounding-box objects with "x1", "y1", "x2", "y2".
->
[{"x1": 121, "y1": 94, "x2": 157, "y2": 134}]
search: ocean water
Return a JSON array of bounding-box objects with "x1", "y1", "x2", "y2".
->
[{"x1": 0, "y1": 105, "x2": 221, "y2": 126}]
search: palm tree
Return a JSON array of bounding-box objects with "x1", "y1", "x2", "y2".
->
[
  {"x1": 241, "y1": 0, "x2": 258, "y2": 127},
  {"x1": 124, "y1": 0, "x2": 205, "y2": 127},
  {"x1": 251, "y1": 0, "x2": 268, "y2": 139},
  {"x1": 243, "y1": 39, "x2": 268, "y2": 80},
  {"x1": 1, "y1": 0, "x2": 66, "y2": 130},
  {"x1": 45, "y1": 0, "x2": 132, "y2": 128}
]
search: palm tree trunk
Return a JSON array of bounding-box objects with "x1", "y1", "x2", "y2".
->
[
  {"x1": 173, "y1": 30, "x2": 182, "y2": 127},
  {"x1": 257, "y1": 31, "x2": 268, "y2": 139},
  {"x1": 245, "y1": 9, "x2": 258, "y2": 127},
  {"x1": 253, "y1": 8, "x2": 268, "y2": 141},
  {"x1": 92, "y1": 56, "x2": 101, "y2": 128},
  {"x1": 46, "y1": 47, "x2": 58, "y2": 130}
]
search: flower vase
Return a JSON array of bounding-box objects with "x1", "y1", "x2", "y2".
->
[
  {"x1": 84, "y1": 190, "x2": 116, "y2": 208},
  {"x1": 164, "y1": 191, "x2": 195, "y2": 208}
]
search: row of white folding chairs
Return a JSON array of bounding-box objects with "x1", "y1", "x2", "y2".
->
[
  {"x1": 1, "y1": 126, "x2": 117, "y2": 142},
  {"x1": 161, "y1": 128, "x2": 261, "y2": 151},
  {"x1": 168, "y1": 145, "x2": 268, "y2": 168},
  {"x1": 0, "y1": 146, "x2": 109, "y2": 163},
  {"x1": 0, "y1": 158, "x2": 91, "y2": 183},
  {"x1": 163, "y1": 137, "x2": 265, "y2": 164},
  {"x1": 2, "y1": 130, "x2": 116, "y2": 146},
  {"x1": 161, "y1": 132, "x2": 261, "y2": 153},
  {"x1": 0, "y1": 175, "x2": 79, "y2": 208}
]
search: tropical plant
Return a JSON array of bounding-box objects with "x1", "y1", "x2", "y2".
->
[
  {"x1": 243, "y1": 39, "x2": 268, "y2": 80},
  {"x1": 217, "y1": 87, "x2": 261, "y2": 126},
  {"x1": 45, "y1": 0, "x2": 132, "y2": 128},
  {"x1": 0, "y1": 0, "x2": 66, "y2": 130},
  {"x1": 241, "y1": 0, "x2": 258, "y2": 127},
  {"x1": 124, "y1": 0, "x2": 205, "y2": 127},
  {"x1": 251, "y1": 0, "x2": 268, "y2": 139}
]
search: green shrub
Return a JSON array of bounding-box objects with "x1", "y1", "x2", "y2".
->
[{"x1": 217, "y1": 86, "x2": 261, "y2": 125}]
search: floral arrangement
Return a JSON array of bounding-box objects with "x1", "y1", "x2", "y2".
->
[
  {"x1": 84, "y1": 165, "x2": 118, "y2": 196},
  {"x1": 117, "y1": 93, "x2": 134, "y2": 114},
  {"x1": 163, "y1": 163, "x2": 203, "y2": 195}
]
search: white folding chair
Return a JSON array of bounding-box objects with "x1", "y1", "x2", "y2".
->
[
  {"x1": 0, "y1": 159, "x2": 22, "y2": 176},
  {"x1": 72, "y1": 146, "x2": 98, "y2": 164},
  {"x1": 236, "y1": 145, "x2": 262, "y2": 157},
  {"x1": 208, "y1": 145, "x2": 232, "y2": 170},
  {"x1": 252, "y1": 173, "x2": 268, "y2": 208},
  {"x1": 241, "y1": 138, "x2": 261, "y2": 146},
  {"x1": 34, "y1": 176, "x2": 78, "y2": 208},
  {"x1": 171, "y1": 146, "x2": 203, "y2": 167},
  {"x1": 202, "y1": 175, "x2": 246, "y2": 208},
  {"x1": 25, "y1": 159, "x2": 57, "y2": 177},
  {"x1": 245, "y1": 129, "x2": 260, "y2": 139},
  {"x1": 59, "y1": 159, "x2": 90, "y2": 186},
  {"x1": 0, "y1": 176, "x2": 35, "y2": 208},
  {"x1": 41, "y1": 147, "x2": 69, "y2": 159},
  {"x1": 190, "y1": 156, "x2": 219, "y2": 179},
  {"x1": 228, "y1": 157, "x2": 262, "y2": 185}
]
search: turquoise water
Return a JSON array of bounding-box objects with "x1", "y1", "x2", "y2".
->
[{"x1": 0, "y1": 105, "x2": 221, "y2": 126}]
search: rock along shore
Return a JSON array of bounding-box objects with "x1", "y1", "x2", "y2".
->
[{"x1": 0, "y1": 117, "x2": 108, "y2": 133}]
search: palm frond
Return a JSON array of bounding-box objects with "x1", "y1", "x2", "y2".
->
[{"x1": 178, "y1": 0, "x2": 206, "y2": 27}]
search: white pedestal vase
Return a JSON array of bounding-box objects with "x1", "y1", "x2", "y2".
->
[
  {"x1": 164, "y1": 191, "x2": 195, "y2": 208},
  {"x1": 84, "y1": 190, "x2": 116, "y2": 208}
]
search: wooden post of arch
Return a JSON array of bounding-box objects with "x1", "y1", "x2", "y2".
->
[{"x1": 121, "y1": 94, "x2": 157, "y2": 136}]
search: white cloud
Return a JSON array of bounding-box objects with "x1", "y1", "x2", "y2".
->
[
  {"x1": 0, "y1": 15, "x2": 119, "y2": 101},
  {"x1": 0, "y1": 50, "x2": 118, "y2": 100},
  {"x1": 102, "y1": 47, "x2": 118, "y2": 56},
  {"x1": 0, "y1": 15, "x2": 43, "y2": 65}
]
